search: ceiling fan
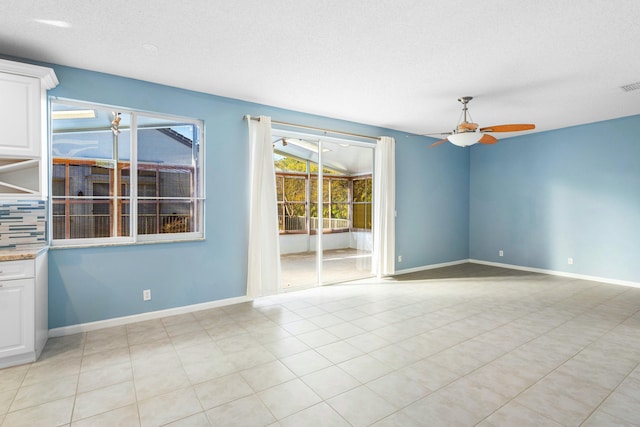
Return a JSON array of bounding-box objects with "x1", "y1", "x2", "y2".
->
[{"x1": 429, "y1": 96, "x2": 535, "y2": 148}]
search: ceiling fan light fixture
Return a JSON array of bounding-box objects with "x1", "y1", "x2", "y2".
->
[{"x1": 447, "y1": 132, "x2": 483, "y2": 147}]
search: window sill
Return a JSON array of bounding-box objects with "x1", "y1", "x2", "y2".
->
[{"x1": 49, "y1": 236, "x2": 205, "y2": 250}]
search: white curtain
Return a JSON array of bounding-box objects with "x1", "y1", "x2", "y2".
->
[
  {"x1": 246, "y1": 115, "x2": 281, "y2": 298},
  {"x1": 372, "y1": 136, "x2": 396, "y2": 277}
]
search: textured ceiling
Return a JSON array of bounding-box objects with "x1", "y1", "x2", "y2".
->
[{"x1": 2, "y1": 0, "x2": 640, "y2": 137}]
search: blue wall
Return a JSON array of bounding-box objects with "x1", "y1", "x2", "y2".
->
[
  {"x1": 45, "y1": 63, "x2": 470, "y2": 328},
  {"x1": 22, "y1": 58, "x2": 640, "y2": 329},
  {"x1": 469, "y1": 115, "x2": 640, "y2": 282},
  {"x1": 396, "y1": 137, "x2": 470, "y2": 267},
  {"x1": 40, "y1": 60, "x2": 640, "y2": 329}
]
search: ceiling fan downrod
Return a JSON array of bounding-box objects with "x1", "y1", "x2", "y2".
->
[{"x1": 458, "y1": 96, "x2": 473, "y2": 124}]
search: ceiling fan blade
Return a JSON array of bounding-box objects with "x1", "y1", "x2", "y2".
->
[
  {"x1": 479, "y1": 124, "x2": 535, "y2": 132},
  {"x1": 429, "y1": 138, "x2": 449, "y2": 148},
  {"x1": 479, "y1": 134, "x2": 498, "y2": 144}
]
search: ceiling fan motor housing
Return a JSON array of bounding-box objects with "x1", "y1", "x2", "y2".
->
[{"x1": 456, "y1": 122, "x2": 478, "y2": 133}]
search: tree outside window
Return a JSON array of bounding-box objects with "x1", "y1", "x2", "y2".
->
[{"x1": 274, "y1": 152, "x2": 371, "y2": 233}]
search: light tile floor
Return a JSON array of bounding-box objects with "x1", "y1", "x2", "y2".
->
[{"x1": 1, "y1": 263, "x2": 640, "y2": 426}]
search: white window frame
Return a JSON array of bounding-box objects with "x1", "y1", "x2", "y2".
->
[{"x1": 49, "y1": 98, "x2": 205, "y2": 247}]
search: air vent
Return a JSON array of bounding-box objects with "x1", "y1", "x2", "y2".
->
[{"x1": 620, "y1": 81, "x2": 640, "y2": 92}]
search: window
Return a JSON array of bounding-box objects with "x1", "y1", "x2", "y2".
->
[
  {"x1": 352, "y1": 177, "x2": 372, "y2": 230},
  {"x1": 310, "y1": 176, "x2": 350, "y2": 232},
  {"x1": 276, "y1": 174, "x2": 307, "y2": 233},
  {"x1": 273, "y1": 152, "x2": 371, "y2": 234},
  {"x1": 50, "y1": 100, "x2": 204, "y2": 245},
  {"x1": 275, "y1": 154, "x2": 308, "y2": 233}
]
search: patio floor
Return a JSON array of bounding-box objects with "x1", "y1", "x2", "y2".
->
[{"x1": 280, "y1": 248, "x2": 372, "y2": 289}]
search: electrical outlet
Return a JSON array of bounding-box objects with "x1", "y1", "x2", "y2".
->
[
  {"x1": 568, "y1": 257, "x2": 574, "y2": 265},
  {"x1": 143, "y1": 289, "x2": 151, "y2": 301},
  {"x1": 499, "y1": 250, "x2": 504, "y2": 257},
  {"x1": 398, "y1": 255, "x2": 403, "y2": 263}
]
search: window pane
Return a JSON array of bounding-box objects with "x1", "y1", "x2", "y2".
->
[
  {"x1": 353, "y1": 204, "x2": 372, "y2": 229},
  {"x1": 322, "y1": 204, "x2": 331, "y2": 229},
  {"x1": 138, "y1": 123, "x2": 193, "y2": 166},
  {"x1": 331, "y1": 203, "x2": 349, "y2": 220},
  {"x1": 52, "y1": 201, "x2": 65, "y2": 239},
  {"x1": 50, "y1": 162, "x2": 117, "y2": 239},
  {"x1": 159, "y1": 169, "x2": 191, "y2": 197},
  {"x1": 137, "y1": 201, "x2": 156, "y2": 234},
  {"x1": 278, "y1": 175, "x2": 307, "y2": 233},
  {"x1": 276, "y1": 176, "x2": 284, "y2": 201},
  {"x1": 52, "y1": 131, "x2": 130, "y2": 162},
  {"x1": 330, "y1": 179, "x2": 348, "y2": 202},
  {"x1": 279, "y1": 203, "x2": 306, "y2": 232},
  {"x1": 353, "y1": 177, "x2": 372, "y2": 229},
  {"x1": 284, "y1": 177, "x2": 305, "y2": 202},
  {"x1": 138, "y1": 170, "x2": 157, "y2": 197},
  {"x1": 353, "y1": 178, "x2": 372, "y2": 202},
  {"x1": 309, "y1": 163, "x2": 338, "y2": 175},
  {"x1": 52, "y1": 164, "x2": 65, "y2": 197},
  {"x1": 51, "y1": 101, "x2": 131, "y2": 240},
  {"x1": 310, "y1": 178, "x2": 329, "y2": 202},
  {"x1": 137, "y1": 200, "x2": 193, "y2": 234},
  {"x1": 120, "y1": 169, "x2": 130, "y2": 197},
  {"x1": 68, "y1": 199, "x2": 111, "y2": 238},
  {"x1": 120, "y1": 200, "x2": 130, "y2": 236},
  {"x1": 274, "y1": 154, "x2": 306, "y2": 172},
  {"x1": 136, "y1": 117, "x2": 199, "y2": 236}
]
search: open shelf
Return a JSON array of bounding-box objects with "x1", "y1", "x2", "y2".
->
[{"x1": 0, "y1": 158, "x2": 40, "y2": 196}]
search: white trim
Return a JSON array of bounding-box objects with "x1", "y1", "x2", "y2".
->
[
  {"x1": 469, "y1": 259, "x2": 640, "y2": 289},
  {"x1": 48, "y1": 295, "x2": 252, "y2": 337},
  {"x1": 0, "y1": 352, "x2": 37, "y2": 370},
  {"x1": 393, "y1": 259, "x2": 470, "y2": 276},
  {"x1": 0, "y1": 58, "x2": 59, "y2": 89},
  {"x1": 393, "y1": 258, "x2": 640, "y2": 288},
  {"x1": 49, "y1": 237, "x2": 206, "y2": 250}
]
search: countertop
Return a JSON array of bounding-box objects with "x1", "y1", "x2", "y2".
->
[{"x1": 0, "y1": 247, "x2": 48, "y2": 261}]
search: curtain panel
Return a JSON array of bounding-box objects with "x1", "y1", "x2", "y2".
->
[
  {"x1": 246, "y1": 116, "x2": 281, "y2": 298},
  {"x1": 373, "y1": 136, "x2": 396, "y2": 277}
]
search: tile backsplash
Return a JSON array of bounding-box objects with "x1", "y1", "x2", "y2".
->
[{"x1": 0, "y1": 200, "x2": 46, "y2": 249}]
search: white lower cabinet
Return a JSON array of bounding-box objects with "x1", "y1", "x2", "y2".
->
[
  {"x1": 0, "y1": 278, "x2": 35, "y2": 358},
  {"x1": 0, "y1": 251, "x2": 48, "y2": 368}
]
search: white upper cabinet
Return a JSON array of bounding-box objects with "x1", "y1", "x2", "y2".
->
[
  {"x1": 0, "y1": 72, "x2": 41, "y2": 156},
  {"x1": 0, "y1": 59, "x2": 58, "y2": 197}
]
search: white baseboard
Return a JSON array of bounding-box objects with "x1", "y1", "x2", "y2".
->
[
  {"x1": 394, "y1": 259, "x2": 470, "y2": 276},
  {"x1": 469, "y1": 259, "x2": 640, "y2": 289},
  {"x1": 49, "y1": 295, "x2": 252, "y2": 338}
]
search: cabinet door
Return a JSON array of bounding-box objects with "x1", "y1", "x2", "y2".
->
[
  {"x1": 0, "y1": 279, "x2": 35, "y2": 357},
  {"x1": 0, "y1": 73, "x2": 41, "y2": 157}
]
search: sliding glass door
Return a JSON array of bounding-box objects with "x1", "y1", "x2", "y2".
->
[
  {"x1": 318, "y1": 140, "x2": 373, "y2": 285},
  {"x1": 275, "y1": 133, "x2": 374, "y2": 289}
]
